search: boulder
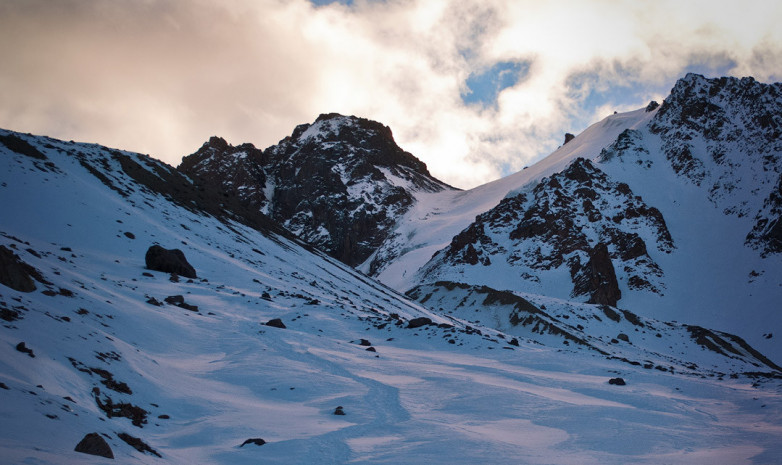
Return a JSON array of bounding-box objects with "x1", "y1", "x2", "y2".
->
[
  {"x1": 240, "y1": 438, "x2": 266, "y2": 447},
  {"x1": 265, "y1": 318, "x2": 286, "y2": 329},
  {"x1": 74, "y1": 432, "x2": 114, "y2": 459},
  {"x1": 144, "y1": 245, "x2": 197, "y2": 278},
  {"x1": 407, "y1": 317, "x2": 433, "y2": 329}
]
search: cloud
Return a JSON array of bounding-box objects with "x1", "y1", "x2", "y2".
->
[{"x1": 0, "y1": 0, "x2": 780, "y2": 188}]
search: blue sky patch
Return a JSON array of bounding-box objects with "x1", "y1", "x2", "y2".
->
[
  {"x1": 309, "y1": 0, "x2": 354, "y2": 6},
  {"x1": 461, "y1": 61, "x2": 530, "y2": 107}
]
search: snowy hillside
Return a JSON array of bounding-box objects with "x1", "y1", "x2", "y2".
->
[{"x1": 2, "y1": 128, "x2": 781, "y2": 464}]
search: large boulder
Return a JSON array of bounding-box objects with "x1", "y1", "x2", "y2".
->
[
  {"x1": 144, "y1": 245, "x2": 197, "y2": 278},
  {"x1": 0, "y1": 246, "x2": 36, "y2": 292},
  {"x1": 74, "y1": 432, "x2": 114, "y2": 459}
]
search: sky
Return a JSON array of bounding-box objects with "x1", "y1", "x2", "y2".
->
[{"x1": 1, "y1": 0, "x2": 780, "y2": 189}]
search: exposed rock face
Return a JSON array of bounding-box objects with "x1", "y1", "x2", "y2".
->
[
  {"x1": 419, "y1": 157, "x2": 674, "y2": 302},
  {"x1": 144, "y1": 245, "x2": 197, "y2": 278},
  {"x1": 648, "y1": 74, "x2": 782, "y2": 254},
  {"x1": 179, "y1": 114, "x2": 454, "y2": 267},
  {"x1": 0, "y1": 246, "x2": 37, "y2": 292},
  {"x1": 74, "y1": 433, "x2": 114, "y2": 459},
  {"x1": 573, "y1": 242, "x2": 621, "y2": 306}
]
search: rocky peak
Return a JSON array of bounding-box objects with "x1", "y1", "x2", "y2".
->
[{"x1": 179, "y1": 114, "x2": 454, "y2": 268}]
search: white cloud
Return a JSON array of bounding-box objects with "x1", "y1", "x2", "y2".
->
[{"x1": 0, "y1": 0, "x2": 780, "y2": 188}]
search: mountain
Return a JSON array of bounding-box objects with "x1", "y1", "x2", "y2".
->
[
  {"x1": 371, "y1": 74, "x2": 782, "y2": 361},
  {"x1": 1, "y1": 73, "x2": 781, "y2": 463},
  {"x1": 179, "y1": 113, "x2": 453, "y2": 268}
]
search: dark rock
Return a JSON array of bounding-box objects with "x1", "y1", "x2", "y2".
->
[
  {"x1": 1, "y1": 307, "x2": 21, "y2": 322},
  {"x1": 563, "y1": 133, "x2": 575, "y2": 145},
  {"x1": 645, "y1": 100, "x2": 659, "y2": 112},
  {"x1": 265, "y1": 318, "x2": 286, "y2": 329},
  {"x1": 118, "y1": 432, "x2": 161, "y2": 457},
  {"x1": 164, "y1": 295, "x2": 198, "y2": 312},
  {"x1": 94, "y1": 394, "x2": 148, "y2": 427},
  {"x1": 0, "y1": 133, "x2": 47, "y2": 159},
  {"x1": 144, "y1": 245, "x2": 196, "y2": 278},
  {"x1": 158, "y1": 414, "x2": 170, "y2": 419},
  {"x1": 0, "y1": 245, "x2": 37, "y2": 292},
  {"x1": 508, "y1": 338, "x2": 520, "y2": 347},
  {"x1": 616, "y1": 333, "x2": 630, "y2": 342},
  {"x1": 15, "y1": 341, "x2": 34, "y2": 358},
  {"x1": 240, "y1": 438, "x2": 266, "y2": 447},
  {"x1": 407, "y1": 317, "x2": 433, "y2": 329},
  {"x1": 74, "y1": 432, "x2": 114, "y2": 459},
  {"x1": 146, "y1": 297, "x2": 163, "y2": 306},
  {"x1": 124, "y1": 232, "x2": 136, "y2": 239},
  {"x1": 0, "y1": 382, "x2": 9, "y2": 389},
  {"x1": 365, "y1": 346, "x2": 377, "y2": 352},
  {"x1": 608, "y1": 377, "x2": 626, "y2": 386},
  {"x1": 142, "y1": 272, "x2": 153, "y2": 277},
  {"x1": 574, "y1": 243, "x2": 621, "y2": 306},
  {"x1": 333, "y1": 406, "x2": 345, "y2": 415},
  {"x1": 359, "y1": 339, "x2": 372, "y2": 346}
]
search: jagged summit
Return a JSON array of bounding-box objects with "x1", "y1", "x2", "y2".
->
[{"x1": 179, "y1": 113, "x2": 454, "y2": 267}]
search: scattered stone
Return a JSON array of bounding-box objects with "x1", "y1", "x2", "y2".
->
[
  {"x1": 144, "y1": 245, "x2": 197, "y2": 278},
  {"x1": 407, "y1": 317, "x2": 432, "y2": 329},
  {"x1": 608, "y1": 377, "x2": 626, "y2": 386},
  {"x1": 616, "y1": 333, "x2": 630, "y2": 342},
  {"x1": 645, "y1": 100, "x2": 660, "y2": 112},
  {"x1": 265, "y1": 318, "x2": 286, "y2": 329},
  {"x1": 0, "y1": 382, "x2": 9, "y2": 390},
  {"x1": 333, "y1": 406, "x2": 345, "y2": 415},
  {"x1": 158, "y1": 414, "x2": 170, "y2": 419},
  {"x1": 508, "y1": 338, "x2": 520, "y2": 347},
  {"x1": 123, "y1": 232, "x2": 136, "y2": 239},
  {"x1": 169, "y1": 273, "x2": 180, "y2": 283},
  {"x1": 15, "y1": 341, "x2": 35, "y2": 358},
  {"x1": 118, "y1": 432, "x2": 161, "y2": 457},
  {"x1": 164, "y1": 295, "x2": 199, "y2": 312},
  {"x1": 0, "y1": 245, "x2": 37, "y2": 292},
  {"x1": 240, "y1": 438, "x2": 266, "y2": 447},
  {"x1": 146, "y1": 297, "x2": 163, "y2": 306},
  {"x1": 563, "y1": 133, "x2": 575, "y2": 145},
  {"x1": 359, "y1": 339, "x2": 372, "y2": 346},
  {"x1": 74, "y1": 432, "x2": 114, "y2": 459},
  {"x1": 365, "y1": 347, "x2": 377, "y2": 352},
  {"x1": 142, "y1": 272, "x2": 153, "y2": 277},
  {"x1": 1, "y1": 307, "x2": 21, "y2": 322}
]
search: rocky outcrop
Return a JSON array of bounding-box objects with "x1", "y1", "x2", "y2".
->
[
  {"x1": 0, "y1": 246, "x2": 37, "y2": 292},
  {"x1": 572, "y1": 242, "x2": 621, "y2": 306},
  {"x1": 420, "y1": 157, "x2": 673, "y2": 302}
]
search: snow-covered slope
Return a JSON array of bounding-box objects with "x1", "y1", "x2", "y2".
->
[{"x1": 2, "y1": 129, "x2": 781, "y2": 464}]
